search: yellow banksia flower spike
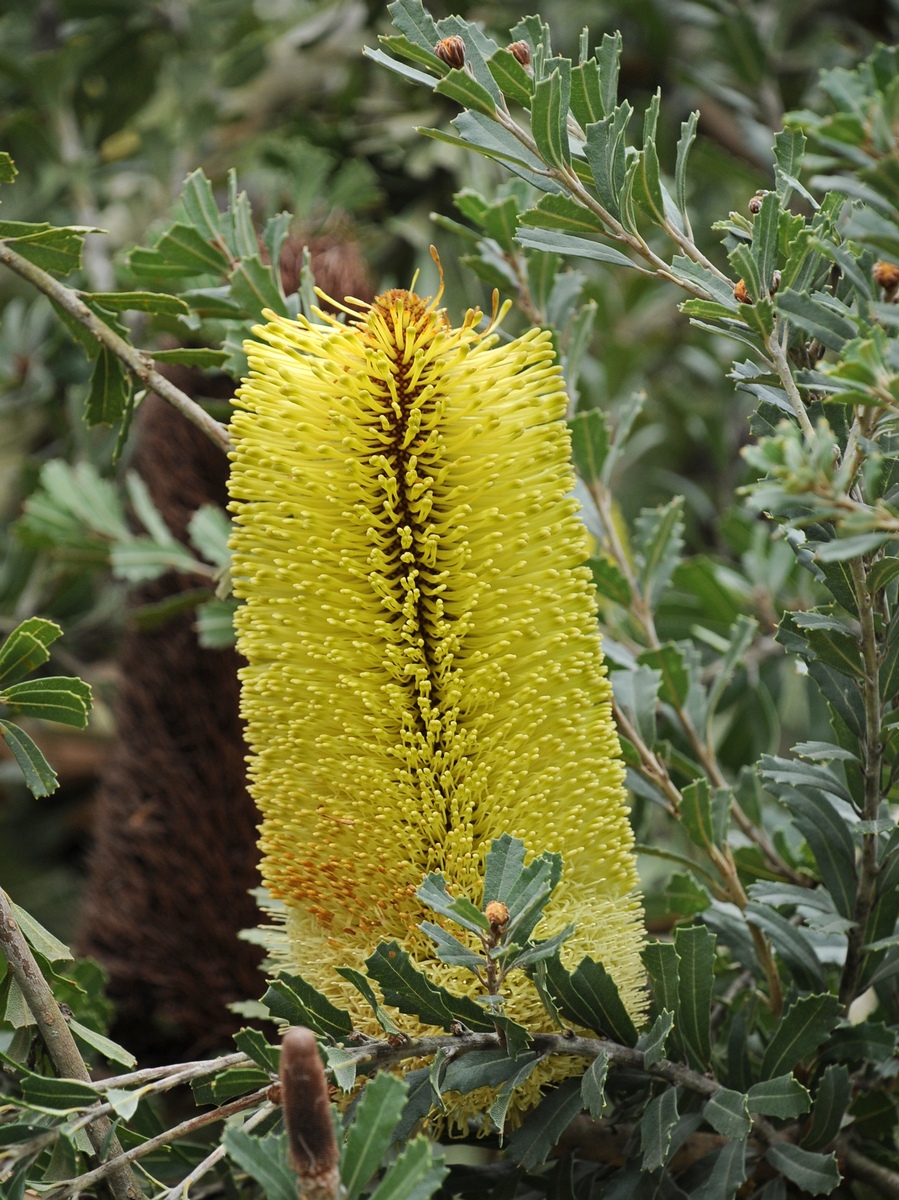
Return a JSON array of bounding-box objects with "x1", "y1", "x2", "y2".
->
[{"x1": 228, "y1": 281, "x2": 646, "y2": 1124}]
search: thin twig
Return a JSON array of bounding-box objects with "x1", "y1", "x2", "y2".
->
[
  {"x1": 0, "y1": 241, "x2": 230, "y2": 454},
  {"x1": 767, "y1": 323, "x2": 816, "y2": 441},
  {"x1": 0, "y1": 888, "x2": 144, "y2": 1200},
  {"x1": 154, "y1": 1103, "x2": 274, "y2": 1200}
]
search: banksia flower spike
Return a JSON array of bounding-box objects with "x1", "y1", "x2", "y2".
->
[{"x1": 229, "y1": 272, "x2": 645, "y2": 1120}]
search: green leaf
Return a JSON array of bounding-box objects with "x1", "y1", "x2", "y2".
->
[
  {"x1": 483, "y1": 833, "x2": 526, "y2": 905},
  {"x1": 543, "y1": 953, "x2": 638, "y2": 1045},
  {"x1": 0, "y1": 720, "x2": 58, "y2": 796},
  {"x1": 703, "y1": 1088, "x2": 751, "y2": 1139},
  {"x1": 505, "y1": 1078, "x2": 583, "y2": 1168},
  {"x1": 263, "y1": 970, "x2": 353, "y2": 1040},
  {"x1": 803, "y1": 1064, "x2": 850, "y2": 1151},
  {"x1": 233, "y1": 1027, "x2": 280, "y2": 1073},
  {"x1": 773, "y1": 129, "x2": 814, "y2": 205},
  {"x1": 531, "y1": 69, "x2": 570, "y2": 169},
  {"x1": 11, "y1": 227, "x2": 87, "y2": 274},
  {"x1": 10, "y1": 902, "x2": 72, "y2": 963},
  {"x1": 417, "y1": 925, "x2": 485, "y2": 970},
  {"x1": 324, "y1": 1044, "x2": 358, "y2": 1092},
  {"x1": 635, "y1": 496, "x2": 685, "y2": 607},
  {"x1": 487, "y1": 48, "x2": 533, "y2": 106},
  {"x1": 776, "y1": 288, "x2": 856, "y2": 352},
  {"x1": 502, "y1": 848, "x2": 562, "y2": 944},
  {"x1": 584, "y1": 102, "x2": 632, "y2": 219},
  {"x1": 84, "y1": 348, "x2": 131, "y2": 427},
  {"x1": 588, "y1": 556, "x2": 631, "y2": 605},
  {"x1": 223, "y1": 1128, "x2": 296, "y2": 1200},
  {"x1": 416, "y1": 873, "x2": 490, "y2": 934},
  {"x1": 84, "y1": 291, "x2": 189, "y2": 315},
  {"x1": 366, "y1": 45, "x2": 439, "y2": 88},
  {"x1": 642, "y1": 942, "x2": 680, "y2": 1057},
  {"x1": 765, "y1": 1144, "x2": 841, "y2": 1196},
  {"x1": 488, "y1": 1055, "x2": 544, "y2": 1134},
  {"x1": 570, "y1": 58, "x2": 605, "y2": 127},
  {"x1": 745, "y1": 903, "x2": 826, "y2": 991},
  {"x1": 760, "y1": 994, "x2": 842, "y2": 1081},
  {"x1": 691, "y1": 1140, "x2": 748, "y2": 1200},
  {"x1": 788, "y1": 792, "x2": 856, "y2": 919},
  {"x1": 748, "y1": 1073, "x2": 812, "y2": 1118},
  {"x1": 178, "y1": 168, "x2": 224, "y2": 242},
  {"x1": 641, "y1": 1010, "x2": 674, "y2": 1068},
  {"x1": 674, "y1": 112, "x2": 699, "y2": 229},
  {"x1": 680, "y1": 778, "x2": 728, "y2": 853},
  {"x1": 387, "y1": 0, "x2": 441, "y2": 51},
  {"x1": 568, "y1": 408, "x2": 609, "y2": 482},
  {"x1": 192, "y1": 1065, "x2": 268, "y2": 1105},
  {"x1": 516, "y1": 226, "x2": 636, "y2": 269},
  {"x1": 343, "y1": 1072, "x2": 408, "y2": 1200},
  {"x1": 0, "y1": 152, "x2": 16, "y2": 183},
  {"x1": 638, "y1": 644, "x2": 689, "y2": 709},
  {"x1": 674, "y1": 925, "x2": 715, "y2": 1069},
  {"x1": 635, "y1": 92, "x2": 665, "y2": 222},
  {"x1": 19, "y1": 1073, "x2": 99, "y2": 1113},
  {"x1": 581, "y1": 1052, "x2": 608, "y2": 1119},
  {"x1": 1, "y1": 677, "x2": 92, "y2": 729},
  {"x1": 151, "y1": 347, "x2": 229, "y2": 368},
  {"x1": 641, "y1": 1087, "x2": 679, "y2": 1171},
  {"x1": 369, "y1": 1135, "x2": 446, "y2": 1200},
  {"x1": 336, "y1": 967, "x2": 405, "y2": 1036},
  {"x1": 69, "y1": 1018, "x2": 138, "y2": 1068},
  {"x1": 196, "y1": 599, "x2": 237, "y2": 649},
  {"x1": 229, "y1": 254, "x2": 288, "y2": 321},
  {"x1": 435, "y1": 67, "x2": 497, "y2": 116},
  {"x1": 611, "y1": 664, "x2": 660, "y2": 747},
  {"x1": 706, "y1": 615, "x2": 757, "y2": 727},
  {"x1": 520, "y1": 193, "x2": 607, "y2": 235},
  {"x1": 364, "y1": 943, "x2": 456, "y2": 1029},
  {"x1": 0, "y1": 619, "x2": 62, "y2": 686},
  {"x1": 188, "y1": 505, "x2": 232, "y2": 568}
]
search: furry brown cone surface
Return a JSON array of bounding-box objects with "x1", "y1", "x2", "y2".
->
[{"x1": 78, "y1": 381, "x2": 263, "y2": 1060}]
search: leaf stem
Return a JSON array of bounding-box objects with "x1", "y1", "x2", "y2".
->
[{"x1": 0, "y1": 241, "x2": 231, "y2": 454}]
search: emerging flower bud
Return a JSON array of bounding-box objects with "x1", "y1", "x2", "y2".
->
[
  {"x1": 748, "y1": 192, "x2": 766, "y2": 215},
  {"x1": 507, "y1": 40, "x2": 531, "y2": 68},
  {"x1": 280, "y1": 1028, "x2": 339, "y2": 1200},
  {"x1": 874, "y1": 260, "x2": 899, "y2": 295},
  {"x1": 734, "y1": 278, "x2": 752, "y2": 305},
  {"x1": 485, "y1": 900, "x2": 510, "y2": 931},
  {"x1": 435, "y1": 36, "x2": 465, "y2": 69}
]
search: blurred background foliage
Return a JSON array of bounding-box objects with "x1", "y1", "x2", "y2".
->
[{"x1": 0, "y1": 0, "x2": 896, "y2": 939}]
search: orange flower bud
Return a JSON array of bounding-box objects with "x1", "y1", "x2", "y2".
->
[
  {"x1": 485, "y1": 900, "x2": 510, "y2": 929},
  {"x1": 435, "y1": 36, "x2": 465, "y2": 69},
  {"x1": 507, "y1": 40, "x2": 531, "y2": 68},
  {"x1": 733, "y1": 278, "x2": 752, "y2": 305},
  {"x1": 874, "y1": 260, "x2": 899, "y2": 292}
]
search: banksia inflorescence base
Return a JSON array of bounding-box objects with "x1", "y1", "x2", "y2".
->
[{"x1": 228, "y1": 283, "x2": 645, "y2": 1119}]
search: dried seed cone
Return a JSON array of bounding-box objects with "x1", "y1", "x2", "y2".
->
[{"x1": 229, "y1": 288, "x2": 646, "y2": 1123}]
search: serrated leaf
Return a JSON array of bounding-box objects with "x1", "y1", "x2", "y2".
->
[
  {"x1": 19, "y1": 1074, "x2": 99, "y2": 1113},
  {"x1": 706, "y1": 614, "x2": 757, "y2": 727},
  {"x1": 745, "y1": 903, "x2": 826, "y2": 991},
  {"x1": 151, "y1": 347, "x2": 229, "y2": 368},
  {"x1": 641, "y1": 1010, "x2": 674, "y2": 1068},
  {"x1": 570, "y1": 58, "x2": 605, "y2": 126},
  {"x1": 487, "y1": 47, "x2": 534, "y2": 106},
  {"x1": 223, "y1": 1128, "x2": 296, "y2": 1200},
  {"x1": 642, "y1": 942, "x2": 680, "y2": 1043},
  {"x1": 192, "y1": 1065, "x2": 268, "y2": 1105},
  {"x1": 765, "y1": 1144, "x2": 841, "y2": 1196},
  {"x1": 68, "y1": 1018, "x2": 136, "y2": 1068},
  {"x1": 674, "y1": 925, "x2": 715, "y2": 1069},
  {"x1": 641, "y1": 1087, "x2": 679, "y2": 1171},
  {"x1": 416, "y1": 873, "x2": 490, "y2": 933},
  {"x1": 584, "y1": 102, "x2": 632, "y2": 219},
  {"x1": 11, "y1": 226, "x2": 86, "y2": 274},
  {"x1": 1, "y1": 676, "x2": 92, "y2": 729},
  {"x1": 588, "y1": 556, "x2": 631, "y2": 605},
  {"x1": 85, "y1": 348, "x2": 131, "y2": 427},
  {"x1": 365, "y1": 46, "x2": 439, "y2": 88},
  {"x1": 178, "y1": 168, "x2": 224, "y2": 242},
  {"x1": 418, "y1": 922, "x2": 484, "y2": 970},
  {"x1": 635, "y1": 496, "x2": 685, "y2": 607},
  {"x1": 748, "y1": 1073, "x2": 812, "y2": 1117},
  {"x1": 703, "y1": 1088, "x2": 751, "y2": 1139},
  {"x1": 369, "y1": 1135, "x2": 445, "y2": 1200},
  {"x1": 581, "y1": 1052, "x2": 608, "y2": 1118},
  {"x1": 156, "y1": 222, "x2": 231, "y2": 274},
  {"x1": 543, "y1": 953, "x2": 638, "y2": 1044},
  {"x1": 435, "y1": 67, "x2": 497, "y2": 116},
  {"x1": 0, "y1": 152, "x2": 16, "y2": 183},
  {"x1": 0, "y1": 720, "x2": 58, "y2": 796},
  {"x1": 229, "y1": 254, "x2": 288, "y2": 321},
  {"x1": 505, "y1": 1077, "x2": 583, "y2": 1168},
  {"x1": 760, "y1": 995, "x2": 841, "y2": 1081},
  {"x1": 234, "y1": 1027, "x2": 279, "y2": 1073},
  {"x1": 0, "y1": 618, "x2": 62, "y2": 686},
  {"x1": 483, "y1": 833, "x2": 526, "y2": 905},
  {"x1": 325, "y1": 1043, "x2": 357, "y2": 1092},
  {"x1": 803, "y1": 1064, "x2": 850, "y2": 1151},
  {"x1": 489, "y1": 1054, "x2": 544, "y2": 1134},
  {"x1": 10, "y1": 902, "x2": 72, "y2": 963},
  {"x1": 520, "y1": 193, "x2": 606, "y2": 235},
  {"x1": 263, "y1": 970, "x2": 353, "y2": 1039},
  {"x1": 637, "y1": 643, "x2": 689, "y2": 708},
  {"x1": 110, "y1": 539, "x2": 202, "y2": 582},
  {"x1": 84, "y1": 291, "x2": 189, "y2": 315},
  {"x1": 516, "y1": 226, "x2": 636, "y2": 269},
  {"x1": 386, "y1": 0, "x2": 440, "y2": 51},
  {"x1": 343, "y1": 1072, "x2": 408, "y2": 1200},
  {"x1": 691, "y1": 1139, "x2": 748, "y2": 1200},
  {"x1": 188, "y1": 505, "x2": 232, "y2": 568},
  {"x1": 569, "y1": 408, "x2": 609, "y2": 482},
  {"x1": 674, "y1": 112, "x2": 699, "y2": 228},
  {"x1": 364, "y1": 943, "x2": 455, "y2": 1028},
  {"x1": 611, "y1": 664, "x2": 660, "y2": 747},
  {"x1": 777, "y1": 288, "x2": 856, "y2": 352},
  {"x1": 531, "y1": 69, "x2": 570, "y2": 169}
]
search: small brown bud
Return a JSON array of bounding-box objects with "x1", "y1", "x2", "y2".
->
[
  {"x1": 874, "y1": 260, "x2": 899, "y2": 293},
  {"x1": 748, "y1": 192, "x2": 766, "y2": 215},
  {"x1": 485, "y1": 900, "x2": 510, "y2": 930},
  {"x1": 507, "y1": 41, "x2": 531, "y2": 68},
  {"x1": 386, "y1": 1032, "x2": 407, "y2": 1047},
  {"x1": 280, "y1": 1028, "x2": 340, "y2": 1200},
  {"x1": 435, "y1": 36, "x2": 465, "y2": 70},
  {"x1": 770, "y1": 270, "x2": 782, "y2": 295},
  {"x1": 450, "y1": 1020, "x2": 466, "y2": 1036},
  {"x1": 733, "y1": 278, "x2": 752, "y2": 305}
]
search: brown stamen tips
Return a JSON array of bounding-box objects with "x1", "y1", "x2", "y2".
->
[
  {"x1": 435, "y1": 36, "x2": 465, "y2": 69},
  {"x1": 874, "y1": 260, "x2": 899, "y2": 299},
  {"x1": 485, "y1": 900, "x2": 510, "y2": 933},
  {"x1": 733, "y1": 279, "x2": 752, "y2": 305},
  {"x1": 280, "y1": 1027, "x2": 340, "y2": 1200},
  {"x1": 507, "y1": 41, "x2": 531, "y2": 68},
  {"x1": 748, "y1": 191, "x2": 767, "y2": 215}
]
